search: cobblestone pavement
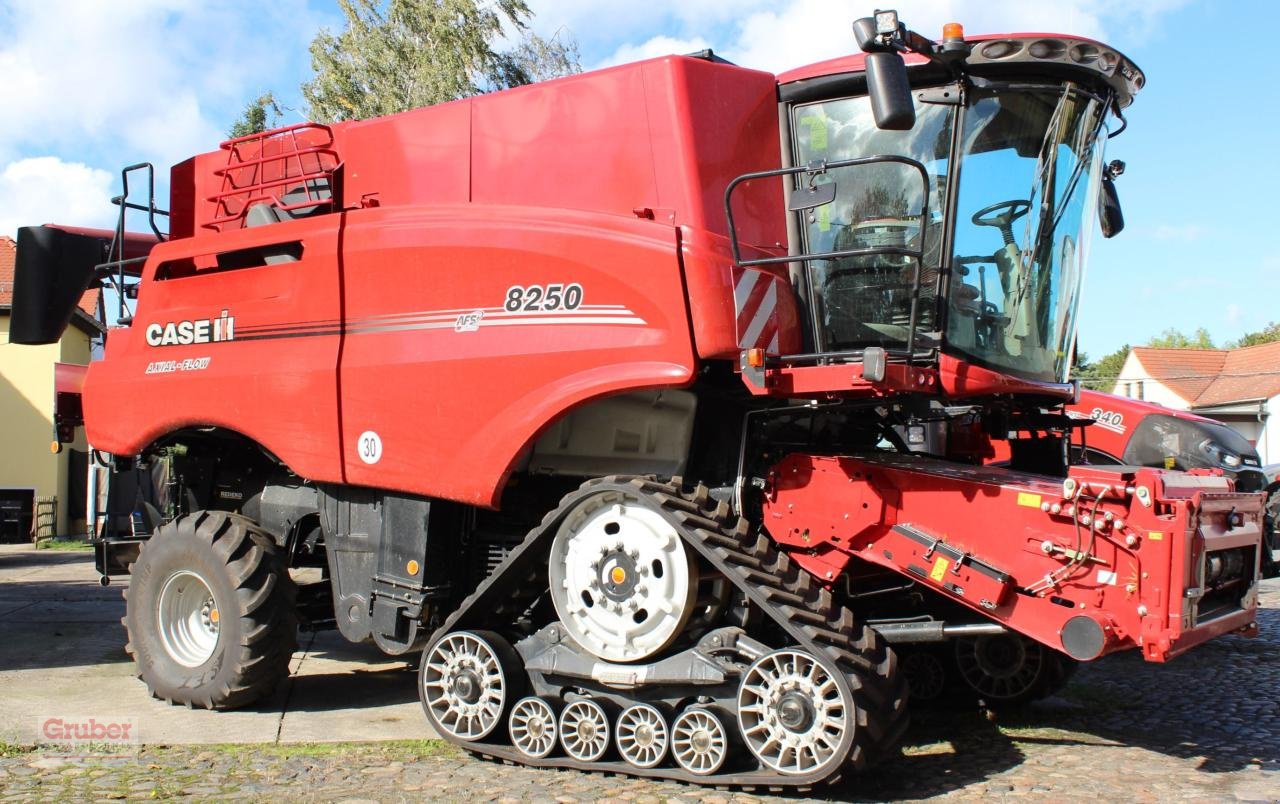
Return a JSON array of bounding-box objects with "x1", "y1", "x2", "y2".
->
[{"x1": 3, "y1": 581, "x2": 1277, "y2": 802}]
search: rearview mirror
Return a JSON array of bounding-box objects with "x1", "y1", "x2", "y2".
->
[
  {"x1": 788, "y1": 181, "x2": 837, "y2": 211},
  {"x1": 865, "y1": 52, "x2": 916, "y2": 130},
  {"x1": 1099, "y1": 174, "x2": 1124, "y2": 238},
  {"x1": 854, "y1": 14, "x2": 916, "y2": 131}
]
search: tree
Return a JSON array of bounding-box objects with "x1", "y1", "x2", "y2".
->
[
  {"x1": 1074, "y1": 345, "x2": 1130, "y2": 391},
  {"x1": 302, "y1": 0, "x2": 581, "y2": 123},
  {"x1": 1228, "y1": 321, "x2": 1280, "y2": 348},
  {"x1": 1146, "y1": 327, "x2": 1215, "y2": 349},
  {"x1": 228, "y1": 93, "x2": 283, "y2": 139}
]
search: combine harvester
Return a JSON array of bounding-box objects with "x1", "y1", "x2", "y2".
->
[{"x1": 10, "y1": 11, "x2": 1263, "y2": 787}]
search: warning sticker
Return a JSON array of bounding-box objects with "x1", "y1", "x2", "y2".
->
[
  {"x1": 1148, "y1": 531, "x2": 1164, "y2": 541},
  {"x1": 929, "y1": 557, "x2": 950, "y2": 582},
  {"x1": 1016, "y1": 492, "x2": 1043, "y2": 508}
]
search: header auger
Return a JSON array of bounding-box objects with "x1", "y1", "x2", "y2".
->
[{"x1": 9, "y1": 11, "x2": 1261, "y2": 789}]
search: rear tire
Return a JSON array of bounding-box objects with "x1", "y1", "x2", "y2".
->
[{"x1": 123, "y1": 511, "x2": 297, "y2": 709}]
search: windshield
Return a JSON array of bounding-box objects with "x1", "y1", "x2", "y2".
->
[
  {"x1": 948, "y1": 87, "x2": 1107, "y2": 382},
  {"x1": 791, "y1": 83, "x2": 1108, "y2": 382}
]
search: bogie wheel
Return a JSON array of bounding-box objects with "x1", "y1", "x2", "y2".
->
[
  {"x1": 559, "y1": 699, "x2": 612, "y2": 762},
  {"x1": 670, "y1": 707, "x2": 729, "y2": 776},
  {"x1": 509, "y1": 696, "x2": 558, "y2": 759},
  {"x1": 737, "y1": 648, "x2": 855, "y2": 776},
  {"x1": 123, "y1": 511, "x2": 297, "y2": 709},
  {"x1": 615, "y1": 703, "x2": 668, "y2": 768},
  {"x1": 952, "y1": 633, "x2": 1077, "y2": 707},
  {"x1": 420, "y1": 631, "x2": 523, "y2": 742}
]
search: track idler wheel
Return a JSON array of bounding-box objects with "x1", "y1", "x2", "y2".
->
[
  {"x1": 559, "y1": 699, "x2": 612, "y2": 762},
  {"x1": 737, "y1": 648, "x2": 855, "y2": 776},
  {"x1": 671, "y1": 707, "x2": 730, "y2": 776},
  {"x1": 615, "y1": 703, "x2": 668, "y2": 768},
  {"x1": 420, "y1": 630, "x2": 523, "y2": 741}
]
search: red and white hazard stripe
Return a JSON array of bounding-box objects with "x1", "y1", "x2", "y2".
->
[{"x1": 733, "y1": 267, "x2": 782, "y2": 354}]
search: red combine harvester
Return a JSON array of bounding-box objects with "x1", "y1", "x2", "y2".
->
[{"x1": 9, "y1": 12, "x2": 1263, "y2": 787}]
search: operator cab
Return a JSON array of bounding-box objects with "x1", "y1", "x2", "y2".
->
[{"x1": 726, "y1": 12, "x2": 1141, "y2": 398}]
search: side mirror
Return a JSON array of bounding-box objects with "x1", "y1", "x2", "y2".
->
[
  {"x1": 853, "y1": 15, "x2": 916, "y2": 131},
  {"x1": 1099, "y1": 173, "x2": 1124, "y2": 238}
]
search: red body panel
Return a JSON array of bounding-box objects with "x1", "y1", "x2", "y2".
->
[{"x1": 84, "y1": 56, "x2": 781, "y2": 506}]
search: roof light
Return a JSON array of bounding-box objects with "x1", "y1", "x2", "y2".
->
[{"x1": 942, "y1": 22, "x2": 964, "y2": 42}]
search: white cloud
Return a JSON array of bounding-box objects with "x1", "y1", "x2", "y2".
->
[
  {"x1": 0, "y1": 0, "x2": 326, "y2": 172},
  {"x1": 601, "y1": 36, "x2": 714, "y2": 68},
  {"x1": 541, "y1": 0, "x2": 1188, "y2": 75},
  {"x1": 0, "y1": 157, "x2": 115, "y2": 238}
]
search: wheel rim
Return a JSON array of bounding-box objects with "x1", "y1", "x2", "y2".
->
[
  {"x1": 548, "y1": 491, "x2": 698, "y2": 662},
  {"x1": 615, "y1": 704, "x2": 668, "y2": 768},
  {"x1": 955, "y1": 634, "x2": 1044, "y2": 700},
  {"x1": 558, "y1": 699, "x2": 610, "y2": 761},
  {"x1": 671, "y1": 708, "x2": 728, "y2": 775},
  {"x1": 901, "y1": 650, "x2": 948, "y2": 702},
  {"x1": 156, "y1": 570, "x2": 220, "y2": 668},
  {"x1": 509, "y1": 697, "x2": 558, "y2": 758},
  {"x1": 737, "y1": 649, "x2": 851, "y2": 775},
  {"x1": 421, "y1": 632, "x2": 509, "y2": 741}
]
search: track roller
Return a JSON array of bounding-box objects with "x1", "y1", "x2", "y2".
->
[
  {"x1": 509, "y1": 697, "x2": 558, "y2": 759},
  {"x1": 670, "y1": 707, "x2": 729, "y2": 775},
  {"x1": 737, "y1": 648, "x2": 853, "y2": 776},
  {"x1": 615, "y1": 703, "x2": 668, "y2": 768},
  {"x1": 559, "y1": 699, "x2": 612, "y2": 761},
  {"x1": 420, "y1": 630, "x2": 521, "y2": 741}
]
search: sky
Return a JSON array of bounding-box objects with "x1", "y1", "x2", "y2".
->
[{"x1": 0, "y1": 0, "x2": 1275, "y2": 359}]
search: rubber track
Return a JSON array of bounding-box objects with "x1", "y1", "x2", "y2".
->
[{"x1": 426, "y1": 477, "x2": 908, "y2": 789}]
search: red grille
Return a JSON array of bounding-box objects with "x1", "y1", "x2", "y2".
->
[{"x1": 205, "y1": 123, "x2": 340, "y2": 231}]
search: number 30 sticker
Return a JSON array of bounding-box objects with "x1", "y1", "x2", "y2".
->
[{"x1": 357, "y1": 431, "x2": 383, "y2": 464}]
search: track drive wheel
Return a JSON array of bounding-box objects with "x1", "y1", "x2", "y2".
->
[
  {"x1": 737, "y1": 648, "x2": 855, "y2": 776},
  {"x1": 123, "y1": 511, "x2": 297, "y2": 709},
  {"x1": 952, "y1": 633, "x2": 1077, "y2": 708},
  {"x1": 420, "y1": 631, "x2": 524, "y2": 742}
]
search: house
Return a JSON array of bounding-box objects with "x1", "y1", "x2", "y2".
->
[
  {"x1": 1113, "y1": 343, "x2": 1280, "y2": 463},
  {"x1": 0, "y1": 235, "x2": 102, "y2": 539}
]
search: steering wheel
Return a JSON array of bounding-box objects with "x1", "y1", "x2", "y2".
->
[{"x1": 971, "y1": 199, "x2": 1030, "y2": 244}]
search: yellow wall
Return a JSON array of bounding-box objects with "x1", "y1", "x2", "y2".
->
[{"x1": 0, "y1": 315, "x2": 92, "y2": 536}]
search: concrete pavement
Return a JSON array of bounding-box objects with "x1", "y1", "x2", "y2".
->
[{"x1": 0, "y1": 543, "x2": 432, "y2": 745}]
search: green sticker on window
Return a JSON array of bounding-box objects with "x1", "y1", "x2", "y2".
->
[{"x1": 800, "y1": 115, "x2": 828, "y2": 152}]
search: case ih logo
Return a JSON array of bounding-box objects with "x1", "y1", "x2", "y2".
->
[{"x1": 146, "y1": 310, "x2": 235, "y2": 347}]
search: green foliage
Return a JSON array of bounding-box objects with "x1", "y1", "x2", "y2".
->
[
  {"x1": 227, "y1": 93, "x2": 283, "y2": 138},
  {"x1": 1074, "y1": 344, "x2": 1130, "y2": 391},
  {"x1": 1228, "y1": 321, "x2": 1280, "y2": 348},
  {"x1": 302, "y1": 0, "x2": 581, "y2": 123},
  {"x1": 1146, "y1": 327, "x2": 1215, "y2": 349}
]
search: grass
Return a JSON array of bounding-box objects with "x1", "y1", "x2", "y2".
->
[
  {"x1": 35, "y1": 538, "x2": 94, "y2": 552},
  {"x1": 0, "y1": 741, "x2": 35, "y2": 758}
]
